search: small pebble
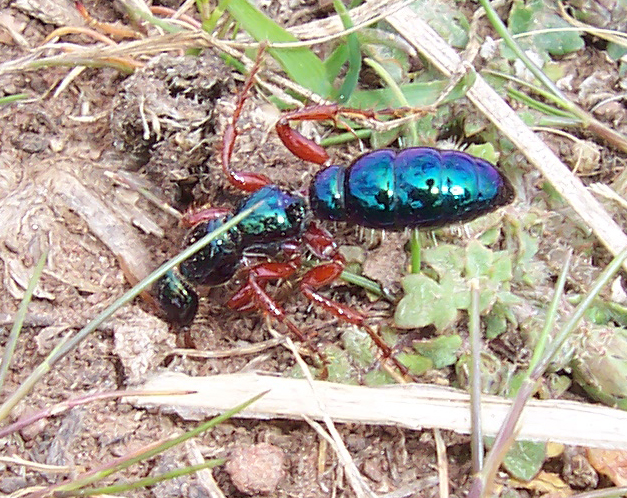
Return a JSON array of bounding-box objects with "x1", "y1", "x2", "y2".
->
[
  {"x1": 0, "y1": 476, "x2": 29, "y2": 494},
  {"x1": 225, "y1": 443, "x2": 285, "y2": 495}
]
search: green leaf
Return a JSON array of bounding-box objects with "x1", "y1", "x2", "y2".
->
[
  {"x1": 324, "y1": 44, "x2": 349, "y2": 82},
  {"x1": 501, "y1": 440, "x2": 547, "y2": 481},
  {"x1": 347, "y1": 80, "x2": 448, "y2": 109},
  {"x1": 437, "y1": 67, "x2": 476, "y2": 105},
  {"x1": 408, "y1": 0, "x2": 469, "y2": 49},
  {"x1": 423, "y1": 244, "x2": 465, "y2": 275},
  {"x1": 413, "y1": 335, "x2": 462, "y2": 368},
  {"x1": 489, "y1": 250, "x2": 513, "y2": 283},
  {"x1": 342, "y1": 328, "x2": 376, "y2": 367},
  {"x1": 465, "y1": 142, "x2": 500, "y2": 165},
  {"x1": 396, "y1": 353, "x2": 433, "y2": 376},
  {"x1": 321, "y1": 344, "x2": 360, "y2": 385},
  {"x1": 333, "y1": 0, "x2": 361, "y2": 103},
  {"x1": 465, "y1": 240, "x2": 493, "y2": 279},
  {"x1": 485, "y1": 303, "x2": 508, "y2": 339},
  {"x1": 508, "y1": 0, "x2": 584, "y2": 56},
  {"x1": 361, "y1": 37, "x2": 410, "y2": 85},
  {"x1": 225, "y1": 0, "x2": 333, "y2": 97},
  {"x1": 607, "y1": 42, "x2": 627, "y2": 61},
  {"x1": 440, "y1": 273, "x2": 471, "y2": 311},
  {"x1": 364, "y1": 368, "x2": 396, "y2": 386},
  {"x1": 395, "y1": 273, "x2": 460, "y2": 330}
]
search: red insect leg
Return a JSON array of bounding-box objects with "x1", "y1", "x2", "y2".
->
[
  {"x1": 227, "y1": 259, "x2": 321, "y2": 349},
  {"x1": 275, "y1": 105, "x2": 378, "y2": 165},
  {"x1": 180, "y1": 207, "x2": 232, "y2": 228},
  {"x1": 221, "y1": 48, "x2": 272, "y2": 193},
  {"x1": 302, "y1": 223, "x2": 414, "y2": 381}
]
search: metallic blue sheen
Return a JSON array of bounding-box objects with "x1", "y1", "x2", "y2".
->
[
  {"x1": 155, "y1": 185, "x2": 307, "y2": 323},
  {"x1": 309, "y1": 165, "x2": 346, "y2": 221},
  {"x1": 236, "y1": 185, "x2": 308, "y2": 245},
  {"x1": 310, "y1": 147, "x2": 513, "y2": 229},
  {"x1": 156, "y1": 147, "x2": 513, "y2": 325},
  {"x1": 154, "y1": 270, "x2": 198, "y2": 326},
  {"x1": 180, "y1": 216, "x2": 242, "y2": 286},
  {"x1": 346, "y1": 150, "x2": 396, "y2": 228}
]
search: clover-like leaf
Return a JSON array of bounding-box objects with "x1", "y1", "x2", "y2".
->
[
  {"x1": 501, "y1": 440, "x2": 547, "y2": 481},
  {"x1": 395, "y1": 273, "x2": 460, "y2": 330},
  {"x1": 440, "y1": 272, "x2": 471, "y2": 311},
  {"x1": 423, "y1": 244, "x2": 465, "y2": 275},
  {"x1": 396, "y1": 353, "x2": 433, "y2": 376},
  {"x1": 508, "y1": 0, "x2": 584, "y2": 57},
  {"x1": 413, "y1": 335, "x2": 462, "y2": 369},
  {"x1": 465, "y1": 239, "x2": 493, "y2": 279},
  {"x1": 488, "y1": 250, "x2": 513, "y2": 284}
]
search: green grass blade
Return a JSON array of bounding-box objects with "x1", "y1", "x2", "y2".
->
[
  {"x1": 0, "y1": 93, "x2": 29, "y2": 105},
  {"x1": 54, "y1": 391, "x2": 267, "y2": 494},
  {"x1": 333, "y1": 0, "x2": 361, "y2": 103},
  {"x1": 202, "y1": 0, "x2": 231, "y2": 33},
  {"x1": 324, "y1": 44, "x2": 349, "y2": 82},
  {"x1": 0, "y1": 201, "x2": 264, "y2": 422},
  {"x1": 59, "y1": 460, "x2": 225, "y2": 497},
  {"x1": 226, "y1": 0, "x2": 333, "y2": 97},
  {"x1": 0, "y1": 250, "x2": 48, "y2": 392},
  {"x1": 348, "y1": 80, "x2": 448, "y2": 109}
]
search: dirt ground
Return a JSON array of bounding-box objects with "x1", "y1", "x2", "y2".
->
[{"x1": 1, "y1": 1, "x2": 627, "y2": 497}]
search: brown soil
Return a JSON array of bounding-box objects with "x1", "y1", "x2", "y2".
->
[{"x1": 1, "y1": 1, "x2": 626, "y2": 497}]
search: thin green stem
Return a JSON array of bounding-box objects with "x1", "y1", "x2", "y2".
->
[
  {"x1": 0, "y1": 202, "x2": 263, "y2": 421},
  {"x1": 340, "y1": 269, "x2": 396, "y2": 302},
  {"x1": 478, "y1": 0, "x2": 567, "y2": 105},
  {"x1": 507, "y1": 88, "x2": 577, "y2": 119},
  {"x1": 526, "y1": 250, "x2": 571, "y2": 374},
  {"x1": 410, "y1": 229, "x2": 421, "y2": 274},
  {"x1": 50, "y1": 392, "x2": 266, "y2": 495},
  {"x1": 59, "y1": 460, "x2": 225, "y2": 497},
  {"x1": 319, "y1": 128, "x2": 372, "y2": 147},
  {"x1": 468, "y1": 279, "x2": 483, "y2": 474},
  {"x1": 471, "y1": 247, "x2": 627, "y2": 498},
  {"x1": 0, "y1": 250, "x2": 48, "y2": 392},
  {"x1": 363, "y1": 57, "x2": 419, "y2": 146},
  {"x1": 478, "y1": 0, "x2": 627, "y2": 153},
  {"x1": 483, "y1": 69, "x2": 570, "y2": 108}
]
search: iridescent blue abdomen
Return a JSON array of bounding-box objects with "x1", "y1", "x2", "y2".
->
[{"x1": 309, "y1": 147, "x2": 514, "y2": 229}]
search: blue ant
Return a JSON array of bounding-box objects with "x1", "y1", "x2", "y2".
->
[{"x1": 154, "y1": 55, "x2": 514, "y2": 378}]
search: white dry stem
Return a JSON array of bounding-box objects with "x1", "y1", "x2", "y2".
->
[
  {"x1": 383, "y1": 8, "x2": 627, "y2": 268},
  {"x1": 126, "y1": 372, "x2": 627, "y2": 450}
]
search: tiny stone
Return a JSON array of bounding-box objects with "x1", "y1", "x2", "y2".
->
[
  {"x1": 19, "y1": 413, "x2": 47, "y2": 440},
  {"x1": 0, "y1": 476, "x2": 29, "y2": 493},
  {"x1": 225, "y1": 443, "x2": 285, "y2": 495},
  {"x1": 362, "y1": 458, "x2": 384, "y2": 483}
]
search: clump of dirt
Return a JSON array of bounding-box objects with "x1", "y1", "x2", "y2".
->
[
  {"x1": 111, "y1": 52, "x2": 230, "y2": 208},
  {"x1": 225, "y1": 442, "x2": 286, "y2": 494}
]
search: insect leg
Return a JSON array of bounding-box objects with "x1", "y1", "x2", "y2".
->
[
  {"x1": 302, "y1": 223, "x2": 415, "y2": 381},
  {"x1": 180, "y1": 207, "x2": 232, "y2": 228},
  {"x1": 275, "y1": 105, "x2": 379, "y2": 165},
  {"x1": 221, "y1": 46, "x2": 273, "y2": 193},
  {"x1": 227, "y1": 260, "x2": 329, "y2": 371}
]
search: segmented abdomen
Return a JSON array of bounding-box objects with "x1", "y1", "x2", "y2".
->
[{"x1": 309, "y1": 147, "x2": 514, "y2": 229}]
